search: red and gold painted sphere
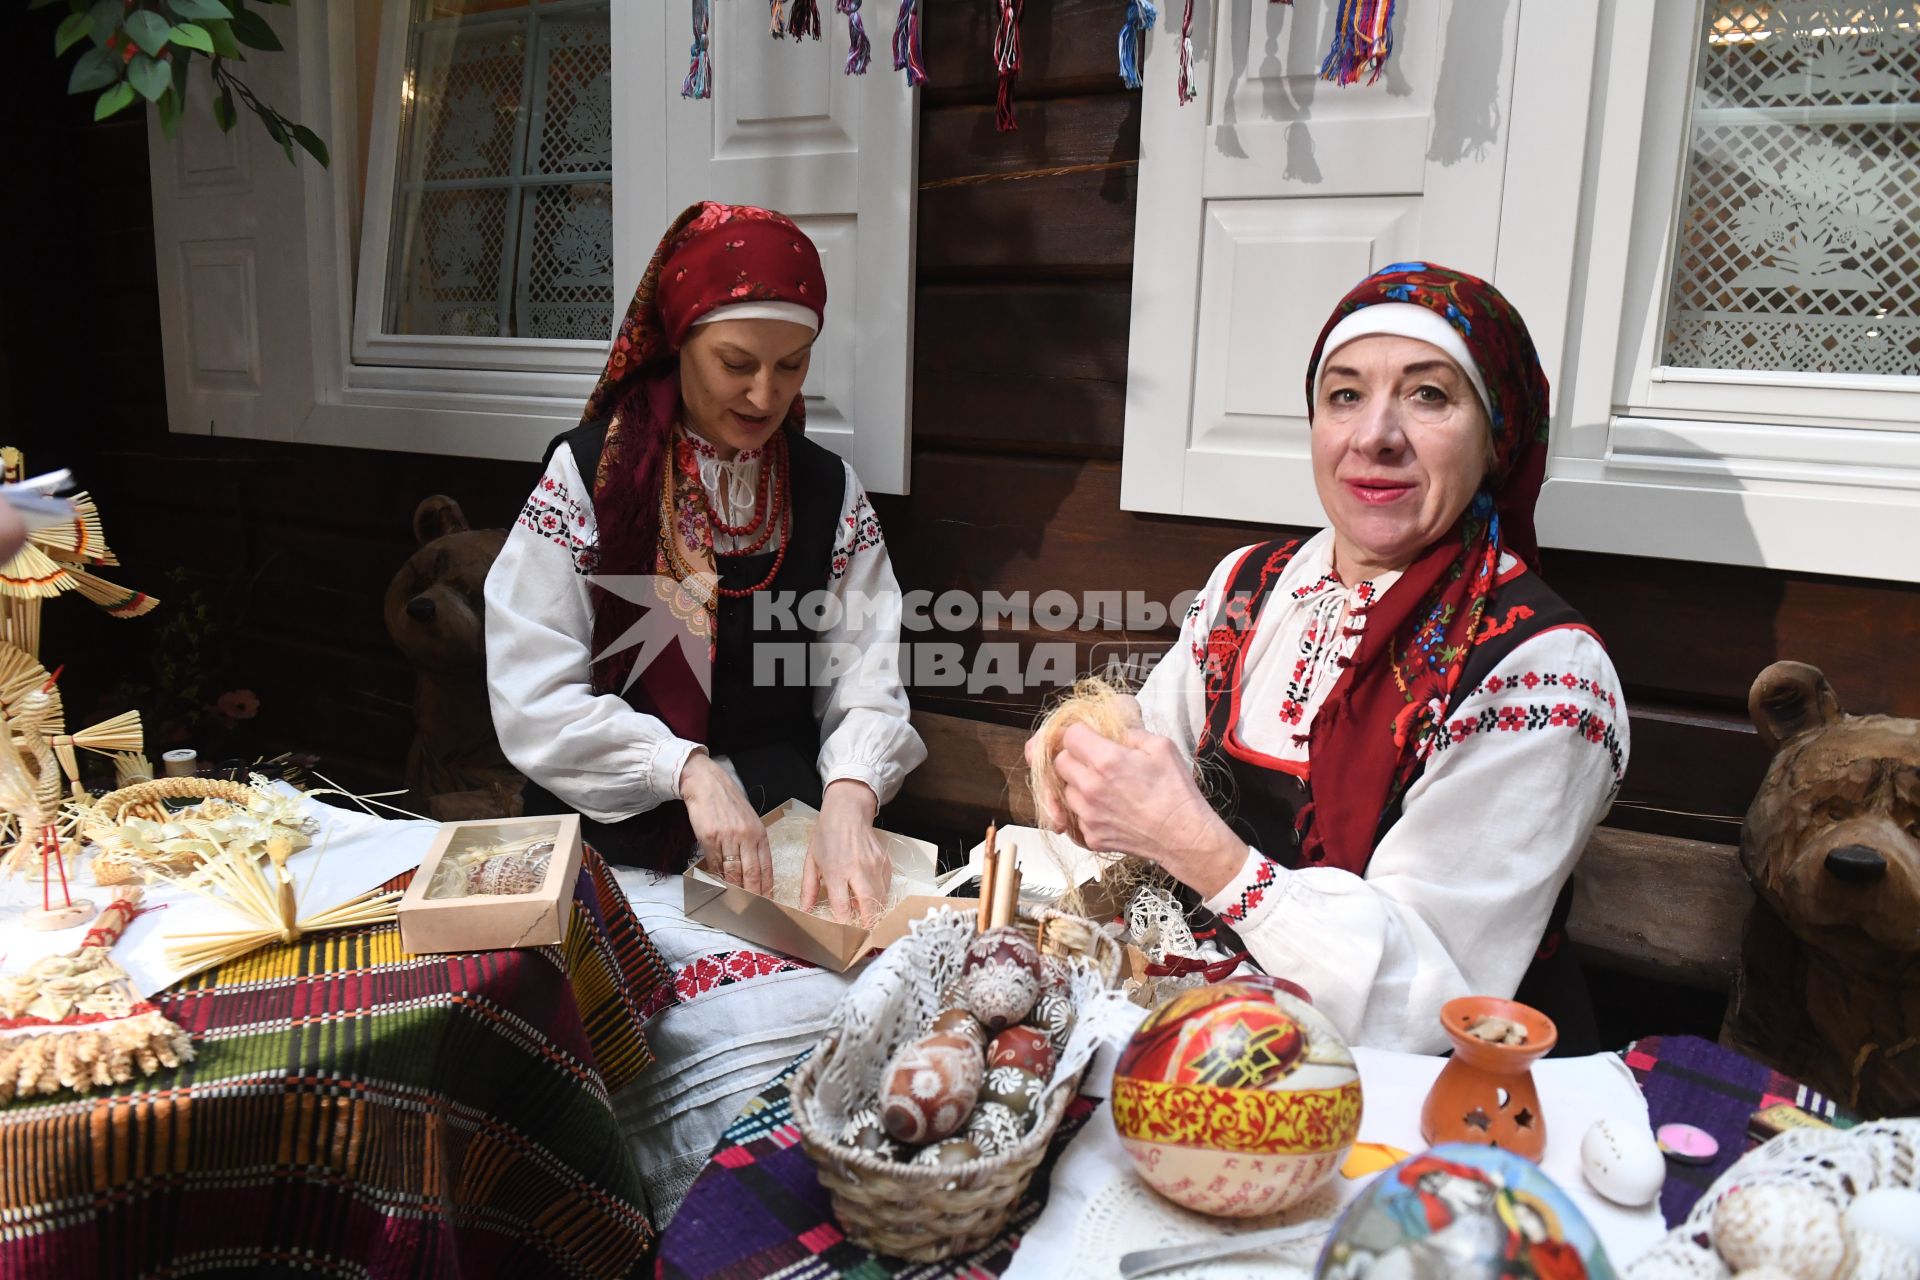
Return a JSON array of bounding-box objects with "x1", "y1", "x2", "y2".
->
[{"x1": 1112, "y1": 980, "x2": 1362, "y2": 1218}]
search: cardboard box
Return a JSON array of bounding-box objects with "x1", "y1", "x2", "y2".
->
[
  {"x1": 398, "y1": 814, "x2": 583, "y2": 954},
  {"x1": 682, "y1": 799, "x2": 966, "y2": 971}
]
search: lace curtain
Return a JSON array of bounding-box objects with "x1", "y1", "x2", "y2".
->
[
  {"x1": 383, "y1": 0, "x2": 614, "y2": 341},
  {"x1": 1662, "y1": 3, "x2": 1920, "y2": 377}
]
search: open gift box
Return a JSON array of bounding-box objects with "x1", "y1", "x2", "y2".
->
[
  {"x1": 682, "y1": 799, "x2": 969, "y2": 971},
  {"x1": 397, "y1": 813, "x2": 583, "y2": 953}
]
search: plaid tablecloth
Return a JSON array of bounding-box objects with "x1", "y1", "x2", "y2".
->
[
  {"x1": 657, "y1": 1051, "x2": 1098, "y2": 1280},
  {"x1": 0, "y1": 847, "x2": 671, "y2": 1279}
]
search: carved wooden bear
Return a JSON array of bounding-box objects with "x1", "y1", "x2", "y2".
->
[
  {"x1": 384, "y1": 496, "x2": 524, "y2": 822},
  {"x1": 1722, "y1": 661, "x2": 1920, "y2": 1117}
]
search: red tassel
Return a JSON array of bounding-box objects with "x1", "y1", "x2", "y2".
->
[
  {"x1": 994, "y1": 0, "x2": 1025, "y2": 131},
  {"x1": 1177, "y1": 0, "x2": 1197, "y2": 104},
  {"x1": 788, "y1": 0, "x2": 822, "y2": 41}
]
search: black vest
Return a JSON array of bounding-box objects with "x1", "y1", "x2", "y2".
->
[
  {"x1": 1191, "y1": 544, "x2": 1601, "y2": 1054},
  {"x1": 519, "y1": 421, "x2": 847, "y2": 867}
]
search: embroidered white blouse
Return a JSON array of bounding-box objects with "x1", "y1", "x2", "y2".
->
[
  {"x1": 483, "y1": 432, "x2": 925, "y2": 824},
  {"x1": 1136, "y1": 529, "x2": 1628, "y2": 1054}
]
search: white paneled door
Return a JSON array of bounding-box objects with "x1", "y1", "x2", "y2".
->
[{"x1": 1123, "y1": 0, "x2": 1521, "y2": 524}]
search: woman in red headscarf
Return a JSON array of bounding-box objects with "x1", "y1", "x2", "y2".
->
[
  {"x1": 1030, "y1": 264, "x2": 1626, "y2": 1054},
  {"x1": 485, "y1": 202, "x2": 924, "y2": 925}
]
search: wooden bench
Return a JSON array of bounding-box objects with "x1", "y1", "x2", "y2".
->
[{"x1": 890, "y1": 711, "x2": 1750, "y2": 991}]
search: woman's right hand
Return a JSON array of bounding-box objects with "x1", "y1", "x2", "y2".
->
[{"x1": 681, "y1": 753, "x2": 773, "y2": 895}]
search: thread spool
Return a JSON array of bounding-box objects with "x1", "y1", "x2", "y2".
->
[{"x1": 161, "y1": 749, "x2": 198, "y2": 778}]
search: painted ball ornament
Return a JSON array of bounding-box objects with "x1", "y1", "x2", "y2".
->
[
  {"x1": 879, "y1": 1031, "x2": 984, "y2": 1145},
  {"x1": 1112, "y1": 979, "x2": 1361, "y2": 1218},
  {"x1": 1315, "y1": 1144, "x2": 1618, "y2": 1279},
  {"x1": 961, "y1": 926, "x2": 1041, "y2": 1031}
]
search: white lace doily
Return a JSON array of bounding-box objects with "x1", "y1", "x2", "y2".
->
[
  {"x1": 793, "y1": 907, "x2": 1143, "y2": 1145},
  {"x1": 1625, "y1": 1118, "x2": 1920, "y2": 1280}
]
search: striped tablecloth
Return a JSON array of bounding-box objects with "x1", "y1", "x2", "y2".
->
[{"x1": 1, "y1": 847, "x2": 670, "y2": 1279}]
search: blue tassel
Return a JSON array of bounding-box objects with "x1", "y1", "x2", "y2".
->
[
  {"x1": 892, "y1": 0, "x2": 926, "y2": 86},
  {"x1": 681, "y1": 0, "x2": 712, "y2": 99},
  {"x1": 1118, "y1": 0, "x2": 1157, "y2": 90},
  {"x1": 839, "y1": 0, "x2": 872, "y2": 74}
]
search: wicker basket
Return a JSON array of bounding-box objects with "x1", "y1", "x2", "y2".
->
[
  {"x1": 84, "y1": 777, "x2": 262, "y2": 885},
  {"x1": 788, "y1": 904, "x2": 1123, "y2": 1262}
]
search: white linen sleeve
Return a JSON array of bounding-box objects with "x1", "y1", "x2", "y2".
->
[
  {"x1": 1202, "y1": 625, "x2": 1629, "y2": 1053},
  {"x1": 1136, "y1": 545, "x2": 1256, "y2": 758},
  {"x1": 811, "y1": 464, "x2": 926, "y2": 804},
  {"x1": 484, "y1": 448, "x2": 706, "y2": 823}
]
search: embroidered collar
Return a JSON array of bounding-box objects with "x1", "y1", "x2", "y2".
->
[{"x1": 678, "y1": 427, "x2": 763, "y2": 465}]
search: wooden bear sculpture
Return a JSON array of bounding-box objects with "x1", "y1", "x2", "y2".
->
[
  {"x1": 384, "y1": 496, "x2": 524, "y2": 821},
  {"x1": 1722, "y1": 661, "x2": 1920, "y2": 1117}
]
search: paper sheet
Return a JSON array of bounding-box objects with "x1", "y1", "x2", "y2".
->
[{"x1": 0, "y1": 791, "x2": 436, "y2": 996}]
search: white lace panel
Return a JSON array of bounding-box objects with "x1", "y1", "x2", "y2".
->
[
  {"x1": 1662, "y1": 3, "x2": 1920, "y2": 377},
  {"x1": 384, "y1": 1, "x2": 614, "y2": 341}
]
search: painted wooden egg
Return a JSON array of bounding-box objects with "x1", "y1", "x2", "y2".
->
[
  {"x1": 963, "y1": 1100, "x2": 1029, "y2": 1156},
  {"x1": 1030, "y1": 986, "x2": 1075, "y2": 1052},
  {"x1": 1113, "y1": 980, "x2": 1361, "y2": 1218},
  {"x1": 1712, "y1": 1183, "x2": 1847, "y2": 1280},
  {"x1": 989, "y1": 1025, "x2": 1056, "y2": 1078},
  {"x1": 930, "y1": 1007, "x2": 986, "y2": 1047},
  {"x1": 981, "y1": 1065, "x2": 1046, "y2": 1118},
  {"x1": 880, "y1": 1031, "x2": 984, "y2": 1145},
  {"x1": 961, "y1": 926, "x2": 1041, "y2": 1032},
  {"x1": 1315, "y1": 1143, "x2": 1618, "y2": 1279}
]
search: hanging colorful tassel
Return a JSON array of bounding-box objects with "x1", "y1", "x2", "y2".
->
[
  {"x1": 770, "y1": 0, "x2": 786, "y2": 38},
  {"x1": 838, "y1": 0, "x2": 872, "y2": 74},
  {"x1": 1117, "y1": 0, "x2": 1157, "y2": 90},
  {"x1": 1176, "y1": 0, "x2": 1197, "y2": 104},
  {"x1": 893, "y1": 0, "x2": 927, "y2": 86},
  {"x1": 994, "y1": 0, "x2": 1025, "y2": 131},
  {"x1": 682, "y1": 0, "x2": 713, "y2": 99},
  {"x1": 788, "y1": 0, "x2": 822, "y2": 41},
  {"x1": 1320, "y1": 0, "x2": 1395, "y2": 86}
]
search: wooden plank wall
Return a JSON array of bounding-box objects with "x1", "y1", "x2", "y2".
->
[{"x1": 6, "y1": 2, "x2": 1917, "y2": 843}]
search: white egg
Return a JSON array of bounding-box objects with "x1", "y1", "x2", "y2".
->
[
  {"x1": 1580, "y1": 1117, "x2": 1666, "y2": 1207},
  {"x1": 1847, "y1": 1189, "x2": 1920, "y2": 1256},
  {"x1": 1713, "y1": 1183, "x2": 1848, "y2": 1280}
]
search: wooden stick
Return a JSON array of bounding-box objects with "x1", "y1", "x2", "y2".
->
[
  {"x1": 977, "y1": 823, "x2": 998, "y2": 932},
  {"x1": 991, "y1": 843, "x2": 1020, "y2": 930}
]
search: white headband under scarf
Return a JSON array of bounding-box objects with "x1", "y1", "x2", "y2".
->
[
  {"x1": 689, "y1": 300, "x2": 821, "y2": 335},
  {"x1": 1313, "y1": 302, "x2": 1489, "y2": 415}
]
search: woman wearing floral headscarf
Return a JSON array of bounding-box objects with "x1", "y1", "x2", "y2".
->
[
  {"x1": 1031, "y1": 263, "x2": 1626, "y2": 1055},
  {"x1": 485, "y1": 202, "x2": 924, "y2": 927}
]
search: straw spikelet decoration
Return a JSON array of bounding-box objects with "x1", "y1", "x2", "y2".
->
[
  {"x1": 159, "y1": 834, "x2": 402, "y2": 977},
  {"x1": 27, "y1": 492, "x2": 114, "y2": 564}
]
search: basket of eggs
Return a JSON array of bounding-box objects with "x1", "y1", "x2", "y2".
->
[{"x1": 788, "y1": 903, "x2": 1134, "y2": 1262}]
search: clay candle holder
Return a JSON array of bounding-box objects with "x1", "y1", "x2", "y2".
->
[{"x1": 1419, "y1": 995, "x2": 1557, "y2": 1161}]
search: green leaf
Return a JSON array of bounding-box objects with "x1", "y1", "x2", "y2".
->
[
  {"x1": 228, "y1": 7, "x2": 281, "y2": 51},
  {"x1": 165, "y1": 0, "x2": 234, "y2": 18},
  {"x1": 54, "y1": 11, "x2": 91, "y2": 55},
  {"x1": 67, "y1": 45, "x2": 119, "y2": 94},
  {"x1": 93, "y1": 80, "x2": 137, "y2": 121},
  {"x1": 204, "y1": 17, "x2": 241, "y2": 58},
  {"x1": 171, "y1": 45, "x2": 191, "y2": 99},
  {"x1": 86, "y1": 0, "x2": 119, "y2": 45},
  {"x1": 128, "y1": 52, "x2": 172, "y2": 102},
  {"x1": 157, "y1": 85, "x2": 182, "y2": 138},
  {"x1": 212, "y1": 85, "x2": 236, "y2": 131},
  {"x1": 256, "y1": 108, "x2": 287, "y2": 145},
  {"x1": 169, "y1": 22, "x2": 214, "y2": 53},
  {"x1": 28, "y1": 0, "x2": 68, "y2": 11},
  {"x1": 125, "y1": 9, "x2": 171, "y2": 56},
  {"x1": 290, "y1": 124, "x2": 330, "y2": 168}
]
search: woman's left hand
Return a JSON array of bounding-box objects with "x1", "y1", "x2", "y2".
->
[
  {"x1": 802, "y1": 779, "x2": 892, "y2": 926},
  {"x1": 1049, "y1": 723, "x2": 1248, "y2": 899}
]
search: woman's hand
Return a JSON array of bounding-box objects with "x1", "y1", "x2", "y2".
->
[
  {"x1": 682, "y1": 753, "x2": 773, "y2": 895},
  {"x1": 1048, "y1": 723, "x2": 1247, "y2": 899},
  {"x1": 1024, "y1": 693, "x2": 1144, "y2": 842},
  {"x1": 801, "y1": 779, "x2": 891, "y2": 926}
]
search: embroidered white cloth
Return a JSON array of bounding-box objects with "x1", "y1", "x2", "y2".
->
[
  {"x1": 1003, "y1": 1036, "x2": 1667, "y2": 1280},
  {"x1": 484, "y1": 435, "x2": 924, "y2": 824},
  {"x1": 1136, "y1": 529, "x2": 1629, "y2": 1054}
]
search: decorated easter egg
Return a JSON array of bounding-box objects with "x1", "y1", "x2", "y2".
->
[
  {"x1": 1713, "y1": 1183, "x2": 1848, "y2": 1280},
  {"x1": 1579, "y1": 1117, "x2": 1665, "y2": 1207},
  {"x1": 930, "y1": 1007, "x2": 987, "y2": 1047},
  {"x1": 913, "y1": 1137, "x2": 982, "y2": 1168},
  {"x1": 838, "y1": 1107, "x2": 893, "y2": 1155},
  {"x1": 963, "y1": 1101, "x2": 1029, "y2": 1156},
  {"x1": 1113, "y1": 980, "x2": 1360, "y2": 1218},
  {"x1": 962, "y1": 927, "x2": 1042, "y2": 1031},
  {"x1": 980, "y1": 1065, "x2": 1046, "y2": 1118},
  {"x1": 1315, "y1": 1143, "x2": 1619, "y2": 1279},
  {"x1": 1030, "y1": 985, "x2": 1075, "y2": 1052},
  {"x1": 880, "y1": 1032, "x2": 984, "y2": 1145},
  {"x1": 989, "y1": 1025, "x2": 1056, "y2": 1078}
]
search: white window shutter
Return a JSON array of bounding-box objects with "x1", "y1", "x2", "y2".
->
[
  {"x1": 147, "y1": 6, "x2": 317, "y2": 441},
  {"x1": 645, "y1": 4, "x2": 919, "y2": 495},
  {"x1": 1122, "y1": 0, "x2": 1520, "y2": 523}
]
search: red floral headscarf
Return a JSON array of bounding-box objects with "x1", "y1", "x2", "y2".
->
[
  {"x1": 1296, "y1": 262, "x2": 1551, "y2": 872},
  {"x1": 582, "y1": 202, "x2": 827, "y2": 732}
]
